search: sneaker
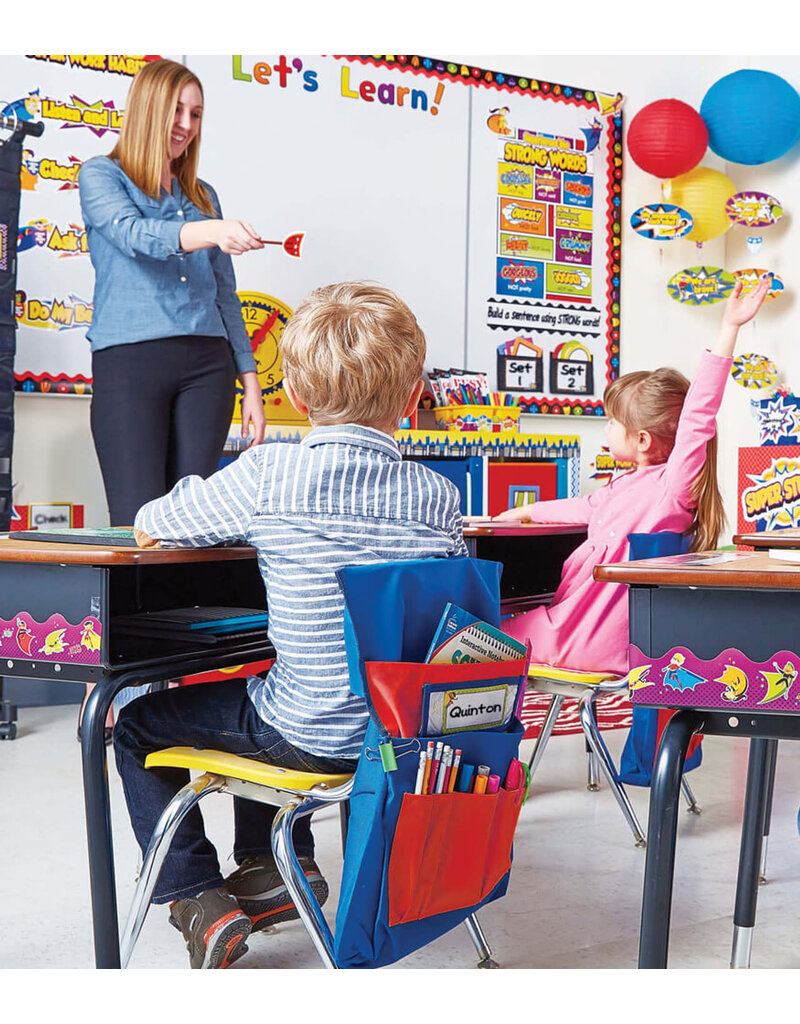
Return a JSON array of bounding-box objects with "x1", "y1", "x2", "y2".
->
[
  {"x1": 225, "y1": 855, "x2": 328, "y2": 932},
  {"x1": 168, "y1": 887, "x2": 251, "y2": 969}
]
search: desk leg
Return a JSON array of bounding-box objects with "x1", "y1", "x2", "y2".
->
[
  {"x1": 80, "y1": 676, "x2": 126, "y2": 969},
  {"x1": 759, "y1": 741, "x2": 778, "y2": 885},
  {"x1": 638, "y1": 709, "x2": 705, "y2": 969},
  {"x1": 731, "y1": 738, "x2": 774, "y2": 969}
]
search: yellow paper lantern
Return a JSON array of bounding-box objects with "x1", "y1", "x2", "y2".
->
[{"x1": 664, "y1": 166, "x2": 736, "y2": 243}]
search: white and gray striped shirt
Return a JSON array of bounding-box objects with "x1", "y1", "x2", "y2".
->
[{"x1": 134, "y1": 424, "x2": 467, "y2": 758}]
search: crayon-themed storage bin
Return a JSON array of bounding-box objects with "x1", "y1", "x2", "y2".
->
[{"x1": 433, "y1": 405, "x2": 521, "y2": 433}]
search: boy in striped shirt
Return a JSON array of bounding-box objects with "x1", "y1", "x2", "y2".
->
[{"x1": 116, "y1": 281, "x2": 468, "y2": 968}]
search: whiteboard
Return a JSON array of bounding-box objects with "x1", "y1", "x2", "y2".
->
[
  {"x1": 2, "y1": 55, "x2": 621, "y2": 412},
  {"x1": 187, "y1": 55, "x2": 471, "y2": 372}
]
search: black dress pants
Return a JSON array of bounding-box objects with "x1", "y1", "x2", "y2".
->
[{"x1": 90, "y1": 335, "x2": 237, "y2": 525}]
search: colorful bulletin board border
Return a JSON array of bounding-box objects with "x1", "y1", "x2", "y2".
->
[
  {"x1": 395, "y1": 429, "x2": 581, "y2": 497},
  {"x1": 15, "y1": 372, "x2": 92, "y2": 395},
  {"x1": 350, "y1": 56, "x2": 622, "y2": 417},
  {"x1": 628, "y1": 644, "x2": 800, "y2": 713}
]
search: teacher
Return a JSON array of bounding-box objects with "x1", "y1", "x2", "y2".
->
[{"x1": 79, "y1": 57, "x2": 266, "y2": 527}]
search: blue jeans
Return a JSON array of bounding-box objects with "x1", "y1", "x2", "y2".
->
[{"x1": 113, "y1": 679, "x2": 358, "y2": 903}]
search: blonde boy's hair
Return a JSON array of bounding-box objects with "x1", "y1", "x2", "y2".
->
[
  {"x1": 280, "y1": 282, "x2": 426, "y2": 427},
  {"x1": 107, "y1": 58, "x2": 215, "y2": 215}
]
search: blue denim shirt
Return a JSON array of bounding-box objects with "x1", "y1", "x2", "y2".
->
[{"x1": 78, "y1": 155, "x2": 257, "y2": 375}]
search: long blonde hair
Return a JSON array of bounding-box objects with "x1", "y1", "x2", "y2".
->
[
  {"x1": 108, "y1": 58, "x2": 214, "y2": 215},
  {"x1": 604, "y1": 367, "x2": 725, "y2": 551}
]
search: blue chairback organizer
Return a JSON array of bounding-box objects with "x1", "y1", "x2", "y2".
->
[{"x1": 333, "y1": 557, "x2": 527, "y2": 969}]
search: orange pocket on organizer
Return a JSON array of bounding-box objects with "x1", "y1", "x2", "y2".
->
[{"x1": 387, "y1": 786, "x2": 523, "y2": 926}]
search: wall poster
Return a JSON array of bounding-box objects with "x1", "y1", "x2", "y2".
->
[
  {"x1": 0, "y1": 54, "x2": 168, "y2": 393},
  {"x1": 467, "y1": 77, "x2": 622, "y2": 415}
]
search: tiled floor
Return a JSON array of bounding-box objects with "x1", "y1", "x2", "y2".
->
[{"x1": 2, "y1": 704, "x2": 799, "y2": 970}]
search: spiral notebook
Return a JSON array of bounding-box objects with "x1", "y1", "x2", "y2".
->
[{"x1": 424, "y1": 603, "x2": 527, "y2": 665}]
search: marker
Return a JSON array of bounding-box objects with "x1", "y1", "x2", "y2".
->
[
  {"x1": 428, "y1": 741, "x2": 443, "y2": 794},
  {"x1": 474, "y1": 765, "x2": 491, "y2": 795},
  {"x1": 456, "y1": 763, "x2": 475, "y2": 793},
  {"x1": 414, "y1": 750, "x2": 427, "y2": 795},
  {"x1": 486, "y1": 774, "x2": 500, "y2": 794},
  {"x1": 504, "y1": 760, "x2": 523, "y2": 791},
  {"x1": 448, "y1": 749, "x2": 462, "y2": 793},
  {"x1": 421, "y1": 741, "x2": 434, "y2": 794}
]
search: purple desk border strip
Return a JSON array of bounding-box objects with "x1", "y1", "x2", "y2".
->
[
  {"x1": 0, "y1": 611, "x2": 102, "y2": 666},
  {"x1": 629, "y1": 644, "x2": 800, "y2": 712}
]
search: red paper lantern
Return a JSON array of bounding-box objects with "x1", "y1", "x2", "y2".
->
[{"x1": 627, "y1": 99, "x2": 708, "y2": 179}]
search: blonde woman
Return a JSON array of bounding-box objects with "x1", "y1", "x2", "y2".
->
[{"x1": 78, "y1": 59, "x2": 266, "y2": 737}]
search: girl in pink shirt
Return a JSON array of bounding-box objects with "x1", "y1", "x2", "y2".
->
[{"x1": 495, "y1": 277, "x2": 771, "y2": 674}]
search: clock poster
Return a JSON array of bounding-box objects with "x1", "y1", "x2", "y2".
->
[{"x1": 235, "y1": 291, "x2": 308, "y2": 426}]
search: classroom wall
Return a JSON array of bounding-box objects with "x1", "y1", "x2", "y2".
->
[{"x1": 12, "y1": 54, "x2": 800, "y2": 543}]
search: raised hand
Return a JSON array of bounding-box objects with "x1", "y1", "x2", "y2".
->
[{"x1": 723, "y1": 274, "x2": 772, "y2": 328}]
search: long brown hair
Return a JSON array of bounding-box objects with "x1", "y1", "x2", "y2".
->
[
  {"x1": 108, "y1": 58, "x2": 214, "y2": 215},
  {"x1": 604, "y1": 367, "x2": 725, "y2": 551}
]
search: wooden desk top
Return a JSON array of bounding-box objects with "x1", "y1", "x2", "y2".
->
[
  {"x1": 733, "y1": 529, "x2": 800, "y2": 549},
  {"x1": 594, "y1": 550, "x2": 800, "y2": 590},
  {"x1": 0, "y1": 520, "x2": 585, "y2": 564},
  {"x1": 463, "y1": 521, "x2": 586, "y2": 538},
  {"x1": 0, "y1": 537, "x2": 258, "y2": 566}
]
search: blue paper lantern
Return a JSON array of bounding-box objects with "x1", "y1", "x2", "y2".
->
[{"x1": 700, "y1": 69, "x2": 800, "y2": 165}]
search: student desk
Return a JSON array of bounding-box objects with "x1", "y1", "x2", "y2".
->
[
  {"x1": 1, "y1": 527, "x2": 582, "y2": 968},
  {"x1": 734, "y1": 529, "x2": 800, "y2": 550},
  {"x1": 594, "y1": 550, "x2": 800, "y2": 969},
  {"x1": 0, "y1": 538, "x2": 272, "y2": 969},
  {"x1": 463, "y1": 522, "x2": 587, "y2": 614}
]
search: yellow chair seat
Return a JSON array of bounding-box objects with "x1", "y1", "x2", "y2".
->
[
  {"x1": 527, "y1": 663, "x2": 621, "y2": 686},
  {"x1": 144, "y1": 746, "x2": 353, "y2": 791},
  {"x1": 526, "y1": 663, "x2": 623, "y2": 699}
]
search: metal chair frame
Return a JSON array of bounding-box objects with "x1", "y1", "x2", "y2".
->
[
  {"x1": 526, "y1": 672, "x2": 700, "y2": 847},
  {"x1": 120, "y1": 755, "x2": 498, "y2": 969}
]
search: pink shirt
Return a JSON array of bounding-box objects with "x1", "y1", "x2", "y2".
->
[{"x1": 504, "y1": 350, "x2": 732, "y2": 673}]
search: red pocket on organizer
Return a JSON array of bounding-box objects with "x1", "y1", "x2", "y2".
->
[
  {"x1": 364, "y1": 658, "x2": 528, "y2": 738},
  {"x1": 386, "y1": 785, "x2": 524, "y2": 926}
]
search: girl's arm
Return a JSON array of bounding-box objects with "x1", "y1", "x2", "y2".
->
[
  {"x1": 494, "y1": 493, "x2": 595, "y2": 525},
  {"x1": 664, "y1": 276, "x2": 771, "y2": 501},
  {"x1": 178, "y1": 218, "x2": 262, "y2": 255},
  {"x1": 79, "y1": 157, "x2": 263, "y2": 260}
]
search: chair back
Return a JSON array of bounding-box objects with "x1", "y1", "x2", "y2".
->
[
  {"x1": 333, "y1": 556, "x2": 522, "y2": 969},
  {"x1": 337, "y1": 557, "x2": 502, "y2": 698},
  {"x1": 627, "y1": 530, "x2": 690, "y2": 561}
]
